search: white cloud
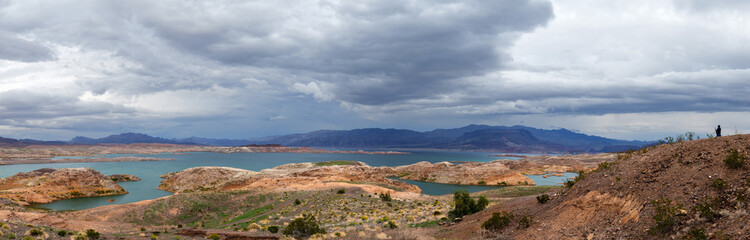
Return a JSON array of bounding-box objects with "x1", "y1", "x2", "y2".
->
[{"x1": 292, "y1": 82, "x2": 334, "y2": 102}]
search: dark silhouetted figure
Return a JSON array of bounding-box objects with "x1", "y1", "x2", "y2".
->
[{"x1": 715, "y1": 125, "x2": 721, "y2": 137}]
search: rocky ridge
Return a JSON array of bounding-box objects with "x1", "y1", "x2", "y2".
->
[
  {"x1": 395, "y1": 161, "x2": 535, "y2": 186},
  {"x1": 0, "y1": 168, "x2": 127, "y2": 204}
]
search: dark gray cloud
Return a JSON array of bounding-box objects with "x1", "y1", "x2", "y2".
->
[
  {"x1": 0, "y1": 90, "x2": 133, "y2": 120},
  {"x1": 0, "y1": 33, "x2": 54, "y2": 62},
  {"x1": 137, "y1": 0, "x2": 554, "y2": 105}
]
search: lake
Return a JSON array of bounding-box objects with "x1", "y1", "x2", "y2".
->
[{"x1": 0, "y1": 151, "x2": 568, "y2": 211}]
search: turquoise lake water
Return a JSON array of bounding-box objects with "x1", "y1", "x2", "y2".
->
[{"x1": 0, "y1": 151, "x2": 569, "y2": 211}]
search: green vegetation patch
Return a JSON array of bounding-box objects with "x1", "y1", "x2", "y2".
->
[
  {"x1": 482, "y1": 211, "x2": 514, "y2": 232},
  {"x1": 409, "y1": 219, "x2": 442, "y2": 228},
  {"x1": 724, "y1": 149, "x2": 746, "y2": 169},
  {"x1": 477, "y1": 185, "x2": 561, "y2": 198},
  {"x1": 647, "y1": 197, "x2": 682, "y2": 235},
  {"x1": 225, "y1": 204, "x2": 274, "y2": 225},
  {"x1": 314, "y1": 160, "x2": 359, "y2": 166},
  {"x1": 448, "y1": 190, "x2": 487, "y2": 220}
]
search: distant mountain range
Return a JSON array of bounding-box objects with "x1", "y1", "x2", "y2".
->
[
  {"x1": 69, "y1": 133, "x2": 191, "y2": 145},
  {"x1": 59, "y1": 125, "x2": 648, "y2": 153}
]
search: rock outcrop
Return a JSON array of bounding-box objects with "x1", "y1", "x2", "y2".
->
[
  {"x1": 0, "y1": 168, "x2": 127, "y2": 204},
  {"x1": 498, "y1": 153, "x2": 617, "y2": 175},
  {"x1": 108, "y1": 174, "x2": 142, "y2": 182},
  {"x1": 395, "y1": 161, "x2": 535, "y2": 186},
  {"x1": 159, "y1": 162, "x2": 421, "y2": 196}
]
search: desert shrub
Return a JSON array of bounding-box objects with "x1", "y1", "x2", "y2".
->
[
  {"x1": 28, "y1": 229, "x2": 43, "y2": 236},
  {"x1": 22, "y1": 236, "x2": 33, "y2": 240},
  {"x1": 481, "y1": 211, "x2": 514, "y2": 232},
  {"x1": 72, "y1": 234, "x2": 86, "y2": 240},
  {"x1": 267, "y1": 226, "x2": 279, "y2": 234},
  {"x1": 208, "y1": 233, "x2": 220, "y2": 240},
  {"x1": 448, "y1": 190, "x2": 488, "y2": 220},
  {"x1": 8, "y1": 233, "x2": 16, "y2": 239},
  {"x1": 379, "y1": 192, "x2": 392, "y2": 201},
  {"x1": 57, "y1": 230, "x2": 67, "y2": 237},
  {"x1": 724, "y1": 149, "x2": 746, "y2": 169},
  {"x1": 477, "y1": 180, "x2": 486, "y2": 185},
  {"x1": 282, "y1": 214, "x2": 326, "y2": 239},
  {"x1": 595, "y1": 161, "x2": 617, "y2": 172},
  {"x1": 711, "y1": 179, "x2": 728, "y2": 190},
  {"x1": 336, "y1": 189, "x2": 345, "y2": 194},
  {"x1": 685, "y1": 227, "x2": 708, "y2": 240},
  {"x1": 536, "y1": 194, "x2": 550, "y2": 204},
  {"x1": 497, "y1": 181, "x2": 508, "y2": 186},
  {"x1": 386, "y1": 220, "x2": 397, "y2": 229},
  {"x1": 477, "y1": 195, "x2": 489, "y2": 209},
  {"x1": 564, "y1": 171, "x2": 586, "y2": 188},
  {"x1": 693, "y1": 198, "x2": 720, "y2": 221},
  {"x1": 149, "y1": 235, "x2": 158, "y2": 240},
  {"x1": 647, "y1": 197, "x2": 681, "y2": 235},
  {"x1": 518, "y1": 215, "x2": 533, "y2": 228},
  {"x1": 433, "y1": 211, "x2": 441, "y2": 216},
  {"x1": 85, "y1": 229, "x2": 100, "y2": 239},
  {"x1": 294, "y1": 199, "x2": 301, "y2": 205}
]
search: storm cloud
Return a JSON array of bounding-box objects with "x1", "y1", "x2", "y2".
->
[{"x1": 0, "y1": 0, "x2": 749, "y2": 140}]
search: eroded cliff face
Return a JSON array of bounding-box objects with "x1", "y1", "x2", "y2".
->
[
  {"x1": 394, "y1": 161, "x2": 536, "y2": 186},
  {"x1": 0, "y1": 168, "x2": 127, "y2": 204},
  {"x1": 158, "y1": 162, "x2": 421, "y2": 197}
]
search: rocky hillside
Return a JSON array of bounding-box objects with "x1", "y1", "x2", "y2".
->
[
  {"x1": 442, "y1": 134, "x2": 750, "y2": 239},
  {"x1": 0, "y1": 168, "x2": 127, "y2": 204},
  {"x1": 395, "y1": 161, "x2": 535, "y2": 186}
]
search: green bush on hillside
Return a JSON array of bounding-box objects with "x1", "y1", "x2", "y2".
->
[
  {"x1": 647, "y1": 197, "x2": 681, "y2": 235},
  {"x1": 686, "y1": 227, "x2": 708, "y2": 240},
  {"x1": 448, "y1": 190, "x2": 488, "y2": 220},
  {"x1": 518, "y1": 215, "x2": 533, "y2": 228},
  {"x1": 536, "y1": 194, "x2": 550, "y2": 204},
  {"x1": 481, "y1": 211, "x2": 514, "y2": 232},
  {"x1": 85, "y1": 229, "x2": 100, "y2": 240},
  {"x1": 282, "y1": 214, "x2": 326, "y2": 239},
  {"x1": 379, "y1": 192, "x2": 392, "y2": 201},
  {"x1": 724, "y1": 149, "x2": 746, "y2": 169},
  {"x1": 28, "y1": 229, "x2": 44, "y2": 236}
]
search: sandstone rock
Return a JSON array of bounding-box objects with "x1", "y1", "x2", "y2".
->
[
  {"x1": 394, "y1": 161, "x2": 535, "y2": 186},
  {"x1": 158, "y1": 167, "x2": 258, "y2": 193},
  {"x1": 158, "y1": 162, "x2": 421, "y2": 195},
  {"x1": 0, "y1": 168, "x2": 127, "y2": 204}
]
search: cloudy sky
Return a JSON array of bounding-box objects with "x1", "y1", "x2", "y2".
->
[{"x1": 1, "y1": 0, "x2": 749, "y2": 141}]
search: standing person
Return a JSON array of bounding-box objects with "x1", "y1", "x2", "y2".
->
[{"x1": 715, "y1": 125, "x2": 722, "y2": 137}]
